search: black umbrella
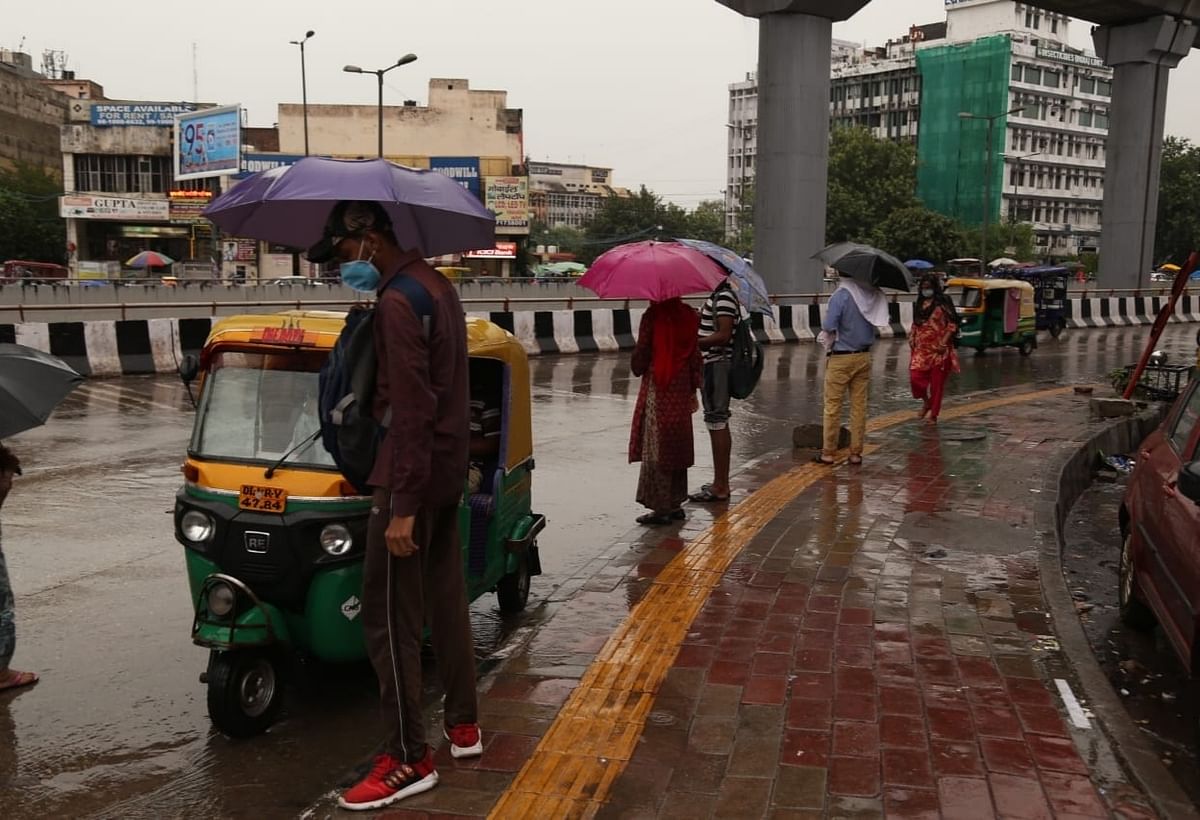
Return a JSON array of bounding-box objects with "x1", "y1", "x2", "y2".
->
[
  {"x1": 814, "y1": 242, "x2": 914, "y2": 292},
  {"x1": 0, "y1": 344, "x2": 83, "y2": 438}
]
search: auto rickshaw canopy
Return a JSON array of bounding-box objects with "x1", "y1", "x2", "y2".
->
[
  {"x1": 946, "y1": 278, "x2": 1036, "y2": 319},
  {"x1": 200, "y1": 311, "x2": 533, "y2": 473}
]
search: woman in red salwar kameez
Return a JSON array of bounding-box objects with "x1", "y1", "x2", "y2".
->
[
  {"x1": 629, "y1": 298, "x2": 703, "y2": 526},
  {"x1": 909, "y1": 274, "x2": 960, "y2": 422}
]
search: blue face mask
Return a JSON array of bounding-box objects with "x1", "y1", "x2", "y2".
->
[{"x1": 339, "y1": 242, "x2": 380, "y2": 293}]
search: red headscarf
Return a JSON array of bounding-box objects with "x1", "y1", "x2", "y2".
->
[{"x1": 648, "y1": 298, "x2": 700, "y2": 387}]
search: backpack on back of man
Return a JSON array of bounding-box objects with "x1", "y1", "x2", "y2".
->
[
  {"x1": 726, "y1": 293, "x2": 764, "y2": 401},
  {"x1": 318, "y1": 274, "x2": 434, "y2": 493}
]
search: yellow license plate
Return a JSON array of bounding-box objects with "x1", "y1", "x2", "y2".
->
[{"x1": 238, "y1": 484, "x2": 288, "y2": 513}]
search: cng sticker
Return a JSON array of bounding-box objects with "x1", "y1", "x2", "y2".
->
[{"x1": 341, "y1": 595, "x2": 362, "y2": 621}]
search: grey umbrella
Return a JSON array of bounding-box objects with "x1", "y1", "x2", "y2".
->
[
  {"x1": 813, "y1": 242, "x2": 914, "y2": 292},
  {"x1": 0, "y1": 344, "x2": 83, "y2": 438}
]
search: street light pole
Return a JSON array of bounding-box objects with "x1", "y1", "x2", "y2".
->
[
  {"x1": 289, "y1": 31, "x2": 315, "y2": 156},
  {"x1": 344, "y1": 54, "x2": 418, "y2": 159},
  {"x1": 960, "y1": 106, "x2": 1024, "y2": 269}
]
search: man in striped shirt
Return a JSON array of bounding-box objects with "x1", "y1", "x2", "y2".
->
[{"x1": 691, "y1": 281, "x2": 741, "y2": 503}]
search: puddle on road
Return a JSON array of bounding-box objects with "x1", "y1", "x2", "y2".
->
[{"x1": 1063, "y1": 477, "x2": 1200, "y2": 804}]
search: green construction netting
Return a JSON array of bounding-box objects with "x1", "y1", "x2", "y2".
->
[{"x1": 916, "y1": 35, "x2": 1012, "y2": 227}]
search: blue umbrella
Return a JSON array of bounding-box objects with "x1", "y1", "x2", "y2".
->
[
  {"x1": 203, "y1": 157, "x2": 495, "y2": 257},
  {"x1": 905, "y1": 259, "x2": 934, "y2": 270},
  {"x1": 673, "y1": 238, "x2": 773, "y2": 317}
]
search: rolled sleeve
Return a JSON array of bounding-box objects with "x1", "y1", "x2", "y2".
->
[{"x1": 822, "y1": 290, "x2": 844, "y2": 333}]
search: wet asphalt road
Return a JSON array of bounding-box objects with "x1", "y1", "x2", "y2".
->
[
  {"x1": 1, "y1": 325, "x2": 1198, "y2": 819},
  {"x1": 1063, "y1": 476, "x2": 1200, "y2": 805}
]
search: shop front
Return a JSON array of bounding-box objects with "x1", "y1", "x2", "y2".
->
[{"x1": 61, "y1": 194, "x2": 188, "y2": 277}]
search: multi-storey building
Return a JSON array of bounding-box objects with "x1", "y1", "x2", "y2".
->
[
  {"x1": 528, "y1": 161, "x2": 629, "y2": 229},
  {"x1": 725, "y1": 0, "x2": 1111, "y2": 259}
]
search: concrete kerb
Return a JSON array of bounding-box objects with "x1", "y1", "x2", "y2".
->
[{"x1": 1043, "y1": 405, "x2": 1199, "y2": 820}]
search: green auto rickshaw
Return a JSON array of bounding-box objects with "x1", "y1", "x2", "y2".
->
[{"x1": 946, "y1": 277, "x2": 1038, "y2": 356}]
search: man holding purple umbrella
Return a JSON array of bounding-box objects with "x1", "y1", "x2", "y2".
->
[{"x1": 307, "y1": 201, "x2": 481, "y2": 811}]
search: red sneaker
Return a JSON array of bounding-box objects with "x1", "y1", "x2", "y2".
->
[
  {"x1": 337, "y1": 749, "x2": 438, "y2": 811},
  {"x1": 444, "y1": 723, "x2": 483, "y2": 759}
]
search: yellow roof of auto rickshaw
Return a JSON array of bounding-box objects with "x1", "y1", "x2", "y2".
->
[{"x1": 946, "y1": 278, "x2": 1035, "y2": 293}]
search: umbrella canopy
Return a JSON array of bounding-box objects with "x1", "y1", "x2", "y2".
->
[
  {"x1": 904, "y1": 259, "x2": 934, "y2": 270},
  {"x1": 126, "y1": 250, "x2": 175, "y2": 268},
  {"x1": 674, "y1": 238, "x2": 772, "y2": 317},
  {"x1": 989, "y1": 257, "x2": 1019, "y2": 268},
  {"x1": 203, "y1": 157, "x2": 495, "y2": 258},
  {"x1": 813, "y1": 242, "x2": 913, "y2": 292},
  {"x1": 0, "y1": 344, "x2": 83, "y2": 438},
  {"x1": 578, "y1": 241, "x2": 728, "y2": 302},
  {"x1": 545, "y1": 261, "x2": 587, "y2": 275}
]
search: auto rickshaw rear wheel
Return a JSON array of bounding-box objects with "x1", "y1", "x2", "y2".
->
[
  {"x1": 206, "y1": 649, "x2": 286, "y2": 738},
  {"x1": 1049, "y1": 320, "x2": 1065, "y2": 339},
  {"x1": 1018, "y1": 338, "x2": 1036, "y2": 357},
  {"x1": 497, "y1": 552, "x2": 532, "y2": 613},
  {"x1": 1118, "y1": 532, "x2": 1156, "y2": 631}
]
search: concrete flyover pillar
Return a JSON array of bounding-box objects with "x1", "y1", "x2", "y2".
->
[
  {"x1": 1094, "y1": 16, "x2": 1196, "y2": 288},
  {"x1": 716, "y1": 1, "x2": 872, "y2": 294}
]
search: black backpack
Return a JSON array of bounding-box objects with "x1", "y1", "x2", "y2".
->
[
  {"x1": 727, "y1": 298, "x2": 763, "y2": 401},
  {"x1": 318, "y1": 274, "x2": 434, "y2": 493}
]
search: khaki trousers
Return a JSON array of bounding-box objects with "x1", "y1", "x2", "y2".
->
[{"x1": 822, "y1": 352, "x2": 872, "y2": 456}]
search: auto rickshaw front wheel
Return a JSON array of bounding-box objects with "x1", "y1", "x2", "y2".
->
[
  {"x1": 1048, "y1": 320, "x2": 1065, "y2": 339},
  {"x1": 206, "y1": 649, "x2": 286, "y2": 738}
]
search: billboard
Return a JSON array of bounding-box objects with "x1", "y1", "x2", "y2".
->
[
  {"x1": 60, "y1": 195, "x2": 170, "y2": 221},
  {"x1": 430, "y1": 157, "x2": 481, "y2": 198},
  {"x1": 91, "y1": 102, "x2": 195, "y2": 127},
  {"x1": 464, "y1": 241, "x2": 518, "y2": 259},
  {"x1": 175, "y1": 105, "x2": 242, "y2": 181},
  {"x1": 484, "y1": 176, "x2": 530, "y2": 234},
  {"x1": 240, "y1": 153, "x2": 305, "y2": 174}
]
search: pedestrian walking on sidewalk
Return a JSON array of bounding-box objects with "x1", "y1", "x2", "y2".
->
[
  {"x1": 307, "y1": 201, "x2": 481, "y2": 811},
  {"x1": 690, "y1": 280, "x2": 741, "y2": 503},
  {"x1": 816, "y1": 272, "x2": 889, "y2": 465},
  {"x1": 630, "y1": 298, "x2": 703, "y2": 526},
  {"x1": 0, "y1": 444, "x2": 36, "y2": 693},
  {"x1": 909, "y1": 273, "x2": 960, "y2": 423}
]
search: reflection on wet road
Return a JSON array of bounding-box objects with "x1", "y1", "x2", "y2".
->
[{"x1": 0, "y1": 325, "x2": 1196, "y2": 818}]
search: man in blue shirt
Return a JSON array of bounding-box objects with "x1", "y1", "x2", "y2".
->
[{"x1": 817, "y1": 276, "x2": 884, "y2": 464}]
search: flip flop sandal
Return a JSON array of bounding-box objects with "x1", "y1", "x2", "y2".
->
[
  {"x1": 637, "y1": 513, "x2": 674, "y2": 526},
  {"x1": 812, "y1": 455, "x2": 836, "y2": 465},
  {"x1": 848, "y1": 455, "x2": 863, "y2": 466},
  {"x1": 0, "y1": 670, "x2": 38, "y2": 691},
  {"x1": 688, "y1": 488, "x2": 730, "y2": 503}
]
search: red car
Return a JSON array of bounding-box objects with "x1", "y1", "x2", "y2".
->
[{"x1": 1119, "y1": 379, "x2": 1200, "y2": 681}]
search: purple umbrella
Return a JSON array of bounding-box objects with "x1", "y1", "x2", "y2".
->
[{"x1": 203, "y1": 157, "x2": 496, "y2": 258}]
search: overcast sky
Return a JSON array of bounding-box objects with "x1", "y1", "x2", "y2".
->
[{"x1": 13, "y1": 1, "x2": 1200, "y2": 206}]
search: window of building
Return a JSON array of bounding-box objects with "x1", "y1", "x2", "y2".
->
[
  {"x1": 73, "y1": 154, "x2": 172, "y2": 194},
  {"x1": 1079, "y1": 77, "x2": 1096, "y2": 94},
  {"x1": 1033, "y1": 12, "x2": 1041, "y2": 29},
  {"x1": 1051, "y1": 17, "x2": 1059, "y2": 34},
  {"x1": 1012, "y1": 64, "x2": 1023, "y2": 82},
  {"x1": 1094, "y1": 111, "x2": 1109, "y2": 129},
  {"x1": 1025, "y1": 9, "x2": 1034, "y2": 27},
  {"x1": 1096, "y1": 79, "x2": 1112, "y2": 97},
  {"x1": 1043, "y1": 69, "x2": 1060, "y2": 88},
  {"x1": 1025, "y1": 67, "x2": 1042, "y2": 85},
  {"x1": 1078, "y1": 110, "x2": 1093, "y2": 127}
]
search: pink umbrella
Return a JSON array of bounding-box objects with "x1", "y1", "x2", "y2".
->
[{"x1": 578, "y1": 241, "x2": 728, "y2": 302}]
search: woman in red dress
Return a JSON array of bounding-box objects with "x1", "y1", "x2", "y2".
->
[
  {"x1": 909, "y1": 274, "x2": 960, "y2": 422},
  {"x1": 629, "y1": 298, "x2": 703, "y2": 525}
]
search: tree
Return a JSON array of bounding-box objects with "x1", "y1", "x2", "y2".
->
[
  {"x1": 1155, "y1": 136, "x2": 1200, "y2": 268},
  {"x1": 0, "y1": 163, "x2": 65, "y2": 264},
  {"x1": 958, "y1": 222, "x2": 1035, "y2": 264},
  {"x1": 826, "y1": 127, "x2": 918, "y2": 245},
  {"x1": 686, "y1": 200, "x2": 726, "y2": 245},
  {"x1": 871, "y1": 206, "x2": 964, "y2": 264}
]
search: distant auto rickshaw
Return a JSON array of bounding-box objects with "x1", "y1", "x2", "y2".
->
[
  {"x1": 946, "y1": 258, "x2": 985, "y2": 278},
  {"x1": 175, "y1": 311, "x2": 544, "y2": 737},
  {"x1": 1010, "y1": 265, "x2": 1070, "y2": 338},
  {"x1": 945, "y1": 277, "x2": 1038, "y2": 356}
]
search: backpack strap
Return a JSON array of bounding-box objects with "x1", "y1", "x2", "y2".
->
[{"x1": 384, "y1": 271, "x2": 436, "y2": 338}]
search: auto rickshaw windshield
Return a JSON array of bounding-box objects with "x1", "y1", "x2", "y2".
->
[
  {"x1": 944, "y1": 285, "x2": 982, "y2": 309},
  {"x1": 190, "y1": 350, "x2": 335, "y2": 470}
]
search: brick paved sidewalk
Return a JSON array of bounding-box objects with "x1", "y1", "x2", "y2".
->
[{"x1": 352, "y1": 388, "x2": 1165, "y2": 819}]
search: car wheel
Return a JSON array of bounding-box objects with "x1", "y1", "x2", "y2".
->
[{"x1": 1118, "y1": 531, "x2": 1156, "y2": 631}]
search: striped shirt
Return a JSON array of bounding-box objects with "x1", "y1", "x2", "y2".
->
[{"x1": 699, "y1": 284, "x2": 741, "y2": 363}]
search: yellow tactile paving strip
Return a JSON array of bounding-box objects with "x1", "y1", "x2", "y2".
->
[{"x1": 489, "y1": 385, "x2": 1077, "y2": 819}]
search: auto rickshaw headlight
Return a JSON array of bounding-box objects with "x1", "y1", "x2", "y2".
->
[
  {"x1": 320, "y1": 523, "x2": 353, "y2": 556},
  {"x1": 206, "y1": 582, "x2": 236, "y2": 617},
  {"x1": 181, "y1": 510, "x2": 215, "y2": 543}
]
